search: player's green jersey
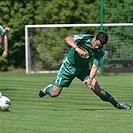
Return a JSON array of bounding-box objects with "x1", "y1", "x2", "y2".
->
[
  {"x1": 0, "y1": 26, "x2": 3, "y2": 34},
  {"x1": 66, "y1": 34, "x2": 105, "y2": 68}
]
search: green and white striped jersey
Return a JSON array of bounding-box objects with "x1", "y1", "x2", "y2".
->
[{"x1": 66, "y1": 34, "x2": 105, "y2": 68}]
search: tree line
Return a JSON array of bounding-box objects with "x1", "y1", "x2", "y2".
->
[{"x1": 0, "y1": 0, "x2": 132, "y2": 71}]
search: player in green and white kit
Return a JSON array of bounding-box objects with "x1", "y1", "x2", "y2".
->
[
  {"x1": 0, "y1": 25, "x2": 10, "y2": 58},
  {"x1": 39, "y1": 32, "x2": 131, "y2": 110},
  {"x1": 0, "y1": 25, "x2": 10, "y2": 97}
]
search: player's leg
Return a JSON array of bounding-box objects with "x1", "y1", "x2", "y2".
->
[
  {"x1": 90, "y1": 79, "x2": 131, "y2": 110},
  {"x1": 39, "y1": 57, "x2": 75, "y2": 98},
  {"x1": 39, "y1": 73, "x2": 74, "y2": 98},
  {"x1": 90, "y1": 79, "x2": 119, "y2": 106},
  {"x1": 50, "y1": 85, "x2": 63, "y2": 97},
  {"x1": 39, "y1": 84, "x2": 62, "y2": 97},
  {"x1": 78, "y1": 68, "x2": 131, "y2": 110}
]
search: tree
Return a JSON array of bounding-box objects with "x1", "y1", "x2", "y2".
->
[{"x1": 0, "y1": 0, "x2": 132, "y2": 71}]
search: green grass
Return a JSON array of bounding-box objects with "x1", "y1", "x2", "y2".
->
[{"x1": 0, "y1": 72, "x2": 132, "y2": 133}]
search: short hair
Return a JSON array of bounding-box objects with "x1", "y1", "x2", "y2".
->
[{"x1": 96, "y1": 32, "x2": 108, "y2": 45}]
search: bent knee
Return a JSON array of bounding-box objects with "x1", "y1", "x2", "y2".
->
[
  {"x1": 50, "y1": 89, "x2": 62, "y2": 97},
  {"x1": 50, "y1": 91, "x2": 60, "y2": 97},
  {"x1": 50, "y1": 85, "x2": 62, "y2": 97}
]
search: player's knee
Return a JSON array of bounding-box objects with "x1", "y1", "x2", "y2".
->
[{"x1": 50, "y1": 90, "x2": 60, "y2": 97}]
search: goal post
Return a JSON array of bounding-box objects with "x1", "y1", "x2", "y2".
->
[
  {"x1": 25, "y1": 24, "x2": 101, "y2": 74},
  {"x1": 25, "y1": 23, "x2": 133, "y2": 74}
]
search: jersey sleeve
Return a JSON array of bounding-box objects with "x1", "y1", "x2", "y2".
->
[
  {"x1": 93, "y1": 58, "x2": 102, "y2": 66},
  {"x1": 71, "y1": 35, "x2": 82, "y2": 42},
  {"x1": 93, "y1": 48, "x2": 105, "y2": 66},
  {"x1": 71, "y1": 34, "x2": 93, "y2": 44},
  {"x1": 0, "y1": 25, "x2": 7, "y2": 40},
  {"x1": 4, "y1": 35, "x2": 7, "y2": 39},
  {"x1": 0, "y1": 25, "x2": 3, "y2": 34}
]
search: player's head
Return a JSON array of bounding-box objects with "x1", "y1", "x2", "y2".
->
[
  {"x1": 96, "y1": 32, "x2": 108, "y2": 45},
  {"x1": 92, "y1": 32, "x2": 108, "y2": 49}
]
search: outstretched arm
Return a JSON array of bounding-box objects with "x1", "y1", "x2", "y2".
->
[{"x1": 83, "y1": 64, "x2": 99, "y2": 88}]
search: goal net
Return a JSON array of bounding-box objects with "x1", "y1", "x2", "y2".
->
[{"x1": 25, "y1": 23, "x2": 133, "y2": 74}]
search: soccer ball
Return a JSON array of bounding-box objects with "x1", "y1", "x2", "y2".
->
[{"x1": 0, "y1": 96, "x2": 11, "y2": 111}]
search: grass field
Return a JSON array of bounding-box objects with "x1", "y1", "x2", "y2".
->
[{"x1": 0, "y1": 72, "x2": 132, "y2": 133}]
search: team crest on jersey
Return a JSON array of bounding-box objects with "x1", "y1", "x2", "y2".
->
[{"x1": 80, "y1": 47, "x2": 89, "y2": 59}]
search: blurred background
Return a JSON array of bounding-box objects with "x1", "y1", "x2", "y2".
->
[{"x1": 0, "y1": 0, "x2": 132, "y2": 73}]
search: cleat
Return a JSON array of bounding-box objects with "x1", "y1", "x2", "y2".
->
[
  {"x1": 39, "y1": 84, "x2": 52, "y2": 97},
  {"x1": 118, "y1": 102, "x2": 131, "y2": 110}
]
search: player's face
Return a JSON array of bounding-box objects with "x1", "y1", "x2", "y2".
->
[{"x1": 92, "y1": 38, "x2": 103, "y2": 49}]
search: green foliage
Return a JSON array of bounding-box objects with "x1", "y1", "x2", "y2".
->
[
  {"x1": 104, "y1": 0, "x2": 133, "y2": 23},
  {"x1": 0, "y1": 57, "x2": 8, "y2": 71},
  {"x1": 0, "y1": 0, "x2": 132, "y2": 71}
]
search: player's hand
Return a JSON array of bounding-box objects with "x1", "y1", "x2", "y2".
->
[
  {"x1": 2, "y1": 50, "x2": 8, "y2": 58},
  {"x1": 75, "y1": 47, "x2": 86, "y2": 57},
  {"x1": 1, "y1": 27, "x2": 10, "y2": 37},
  {"x1": 3, "y1": 27, "x2": 10, "y2": 34},
  {"x1": 83, "y1": 79, "x2": 93, "y2": 88}
]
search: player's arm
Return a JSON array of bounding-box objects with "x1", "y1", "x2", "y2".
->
[
  {"x1": 83, "y1": 64, "x2": 99, "y2": 88},
  {"x1": 65, "y1": 36, "x2": 78, "y2": 49},
  {"x1": 65, "y1": 36, "x2": 86, "y2": 56},
  {"x1": 89, "y1": 64, "x2": 99, "y2": 80},
  {"x1": 2, "y1": 38, "x2": 8, "y2": 57},
  {"x1": 1, "y1": 27, "x2": 10, "y2": 57},
  {"x1": 0, "y1": 33, "x2": 3, "y2": 44},
  {"x1": 0, "y1": 27, "x2": 10, "y2": 42}
]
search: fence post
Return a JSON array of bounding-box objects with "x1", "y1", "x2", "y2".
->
[{"x1": 100, "y1": 0, "x2": 104, "y2": 75}]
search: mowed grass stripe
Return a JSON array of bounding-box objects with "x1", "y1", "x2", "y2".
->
[{"x1": 0, "y1": 73, "x2": 132, "y2": 133}]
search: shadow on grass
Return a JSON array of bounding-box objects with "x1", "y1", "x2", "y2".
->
[
  {"x1": 1, "y1": 88, "x2": 17, "y2": 91},
  {"x1": 0, "y1": 109, "x2": 11, "y2": 112},
  {"x1": 80, "y1": 108, "x2": 116, "y2": 111},
  {"x1": 52, "y1": 108, "x2": 116, "y2": 111}
]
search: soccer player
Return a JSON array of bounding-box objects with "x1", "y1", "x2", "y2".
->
[
  {"x1": 0, "y1": 25, "x2": 10, "y2": 57},
  {"x1": 39, "y1": 32, "x2": 131, "y2": 110},
  {"x1": 0, "y1": 25, "x2": 10, "y2": 97}
]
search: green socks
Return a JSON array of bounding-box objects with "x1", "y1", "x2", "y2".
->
[
  {"x1": 99, "y1": 91, "x2": 119, "y2": 108},
  {"x1": 45, "y1": 85, "x2": 53, "y2": 95},
  {"x1": 45, "y1": 85, "x2": 120, "y2": 108}
]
